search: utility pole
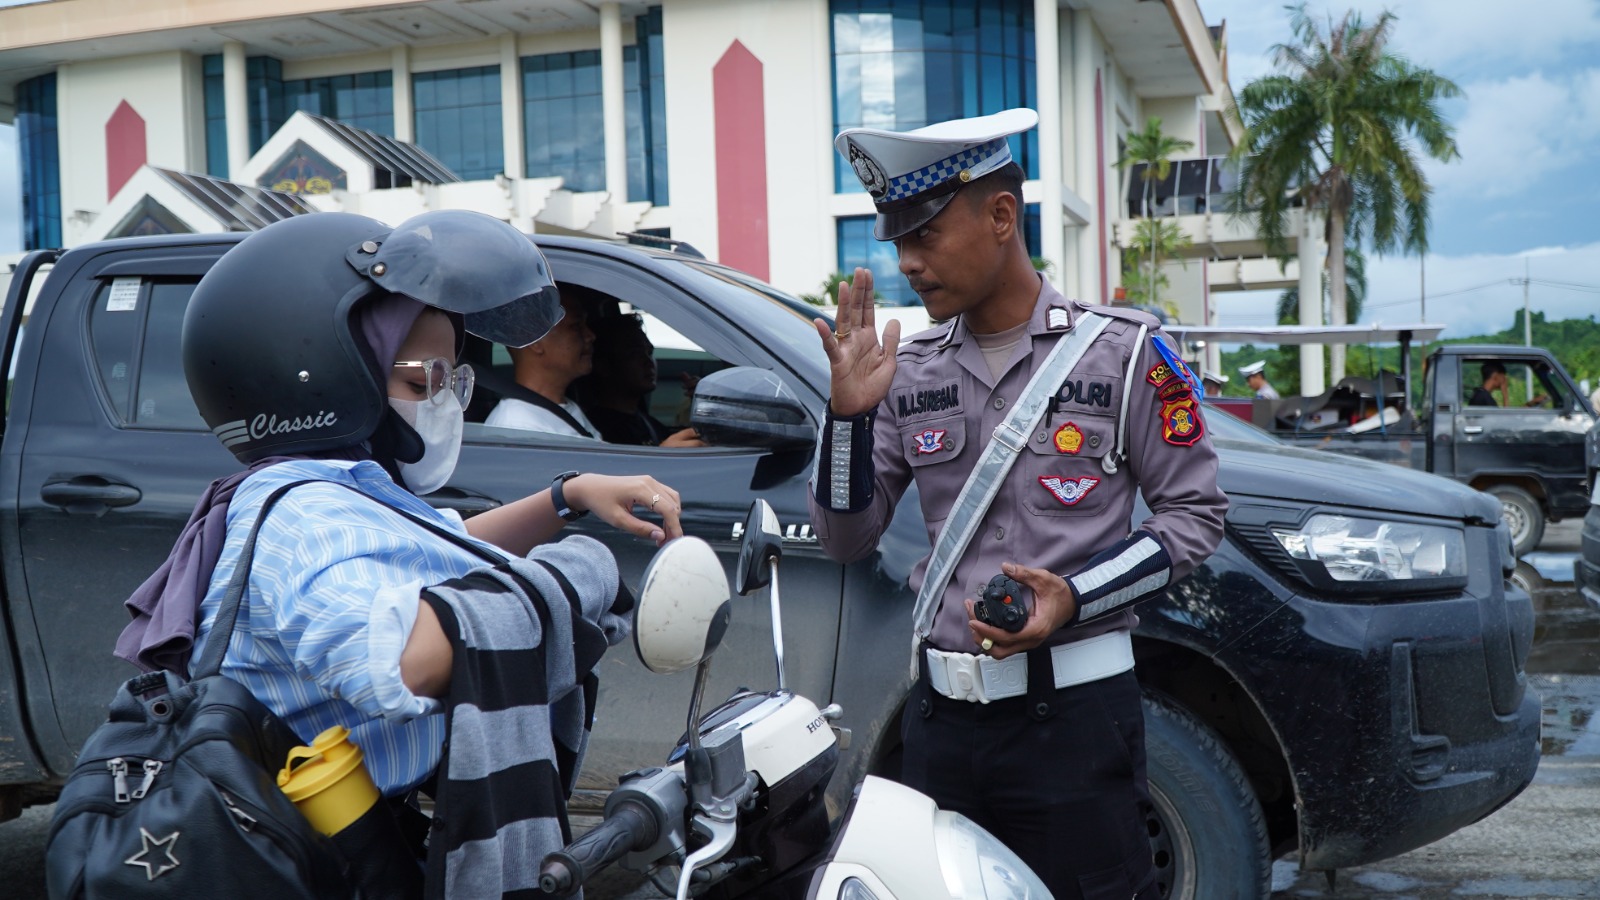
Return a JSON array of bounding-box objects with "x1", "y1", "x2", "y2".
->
[
  {"x1": 1419, "y1": 255, "x2": 1426, "y2": 322},
  {"x1": 1523, "y1": 257, "x2": 1531, "y2": 348}
]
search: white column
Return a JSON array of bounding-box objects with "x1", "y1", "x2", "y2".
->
[
  {"x1": 1072, "y1": 11, "x2": 1098, "y2": 305},
  {"x1": 1298, "y1": 209, "x2": 1326, "y2": 396},
  {"x1": 600, "y1": 1, "x2": 628, "y2": 202},
  {"x1": 223, "y1": 41, "x2": 249, "y2": 179},
  {"x1": 392, "y1": 46, "x2": 412, "y2": 143},
  {"x1": 500, "y1": 34, "x2": 523, "y2": 178},
  {"x1": 1034, "y1": 0, "x2": 1064, "y2": 290}
]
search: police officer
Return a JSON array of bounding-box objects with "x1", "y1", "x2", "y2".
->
[
  {"x1": 1239, "y1": 360, "x2": 1280, "y2": 399},
  {"x1": 808, "y1": 109, "x2": 1227, "y2": 899}
]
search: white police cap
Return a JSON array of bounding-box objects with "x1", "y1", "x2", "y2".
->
[
  {"x1": 1203, "y1": 369, "x2": 1230, "y2": 384},
  {"x1": 1238, "y1": 360, "x2": 1267, "y2": 378},
  {"x1": 835, "y1": 108, "x2": 1039, "y2": 241}
]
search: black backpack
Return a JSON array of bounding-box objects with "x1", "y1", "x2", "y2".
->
[{"x1": 45, "y1": 481, "x2": 356, "y2": 899}]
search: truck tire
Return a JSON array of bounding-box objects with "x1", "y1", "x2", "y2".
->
[
  {"x1": 1143, "y1": 692, "x2": 1271, "y2": 900},
  {"x1": 1488, "y1": 484, "x2": 1544, "y2": 557}
]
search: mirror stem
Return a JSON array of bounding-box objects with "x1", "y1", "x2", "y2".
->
[
  {"x1": 687, "y1": 658, "x2": 713, "y2": 754},
  {"x1": 768, "y1": 558, "x2": 786, "y2": 692}
]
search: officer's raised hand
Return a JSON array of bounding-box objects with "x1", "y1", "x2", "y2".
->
[
  {"x1": 966, "y1": 562, "x2": 1078, "y2": 660},
  {"x1": 813, "y1": 267, "x2": 901, "y2": 416}
]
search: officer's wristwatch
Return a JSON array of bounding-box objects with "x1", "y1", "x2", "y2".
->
[{"x1": 550, "y1": 470, "x2": 587, "y2": 521}]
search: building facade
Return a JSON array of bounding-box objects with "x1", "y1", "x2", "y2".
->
[{"x1": 1, "y1": 0, "x2": 1312, "y2": 339}]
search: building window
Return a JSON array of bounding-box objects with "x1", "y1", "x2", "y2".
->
[
  {"x1": 837, "y1": 202, "x2": 1039, "y2": 307},
  {"x1": 413, "y1": 65, "x2": 503, "y2": 181},
  {"x1": 203, "y1": 57, "x2": 394, "y2": 178},
  {"x1": 830, "y1": 0, "x2": 1037, "y2": 193},
  {"x1": 16, "y1": 73, "x2": 61, "y2": 250},
  {"x1": 522, "y1": 7, "x2": 668, "y2": 205}
]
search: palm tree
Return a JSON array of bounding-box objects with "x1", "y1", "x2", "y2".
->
[
  {"x1": 1123, "y1": 218, "x2": 1193, "y2": 320},
  {"x1": 1115, "y1": 117, "x2": 1194, "y2": 314},
  {"x1": 1276, "y1": 243, "x2": 1365, "y2": 325},
  {"x1": 1230, "y1": 4, "x2": 1460, "y2": 380}
]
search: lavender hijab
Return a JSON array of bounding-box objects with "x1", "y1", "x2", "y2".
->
[{"x1": 114, "y1": 294, "x2": 428, "y2": 674}]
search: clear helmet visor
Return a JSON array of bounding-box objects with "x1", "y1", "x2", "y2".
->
[{"x1": 350, "y1": 209, "x2": 564, "y2": 348}]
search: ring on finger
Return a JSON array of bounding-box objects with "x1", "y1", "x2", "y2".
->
[
  {"x1": 649, "y1": 493, "x2": 661, "y2": 510},
  {"x1": 980, "y1": 637, "x2": 994, "y2": 652},
  {"x1": 834, "y1": 328, "x2": 852, "y2": 340}
]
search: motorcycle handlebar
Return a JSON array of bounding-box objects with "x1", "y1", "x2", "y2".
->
[{"x1": 538, "y1": 801, "x2": 660, "y2": 896}]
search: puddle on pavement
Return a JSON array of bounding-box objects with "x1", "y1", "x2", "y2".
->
[{"x1": 1520, "y1": 551, "x2": 1600, "y2": 760}]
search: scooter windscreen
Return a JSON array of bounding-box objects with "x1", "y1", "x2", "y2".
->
[{"x1": 931, "y1": 810, "x2": 1053, "y2": 898}]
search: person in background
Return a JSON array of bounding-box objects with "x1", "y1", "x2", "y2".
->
[
  {"x1": 1239, "y1": 360, "x2": 1280, "y2": 399},
  {"x1": 485, "y1": 291, "x2": 601, "y2": 438},
  {"x1": 1470, "y1": 361, "x2": 1547, "y2": 407},
  {"x1": 582, "y1": 313, "x2": 704, "y2": 447},
  {"x1": 1202, "y1": 369, "x2": 1229, "y2": 397}
]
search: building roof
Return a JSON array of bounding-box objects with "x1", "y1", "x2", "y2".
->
[
  {"x1": 301, "y1": 113, "x2": 460, "y2": 187},
  {"x1": 150, "y1": 168, "x2": 315, "y2": 231}
]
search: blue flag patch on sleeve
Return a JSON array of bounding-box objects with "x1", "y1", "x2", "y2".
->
[{"x1": 1150, "y1": 335, "x2": 1203, "y2": 402}]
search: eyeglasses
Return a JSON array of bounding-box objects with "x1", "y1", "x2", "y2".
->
[{"x1": 393, "y1": 358, "x2": 475, "y2": 407}]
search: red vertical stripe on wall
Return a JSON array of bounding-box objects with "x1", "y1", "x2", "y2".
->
[
  {"x1": 712, "y1": 41, "x2": 770, "y2": 281},
  {"x1": 106, "y1": 100, "x2": 148, "y2": 201},
  {"x1": 1094, "y1": 71, "x2": 1106, "y2": 306}
]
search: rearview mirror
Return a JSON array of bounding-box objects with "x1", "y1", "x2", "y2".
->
[
  {"x1": 633, "y1": 537, "x2": 731, "y2": 675},
  {"x1": 691, "y1": 367, "x2": 816, "y2": 451},
  {"x1": 736, "y1": 500, "x2": 782, "y2": 595}
]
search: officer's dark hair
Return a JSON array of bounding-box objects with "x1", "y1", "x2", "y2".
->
[
  {"x1": 1481, "y1": 361, "x2": 1506, "y2": 380},
  {"x1": 962, "y1": 161, "x2": 1026, "y2": 238}
]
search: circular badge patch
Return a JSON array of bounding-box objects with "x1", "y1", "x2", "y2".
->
[
  {"x1": 847, "y1": 142, "x2": 889, "y2": 198},
  {"x1": 1053, "y1": 422, "x2": 1083, "y2": 454}
]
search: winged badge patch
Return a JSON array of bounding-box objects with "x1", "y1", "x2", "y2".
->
[
  {"x1": 1039, "y1": 475, "x2": 1101, "y2": 506},
  {"x1": 912, "y1": 428, "x2": 947, "y2": 455}
]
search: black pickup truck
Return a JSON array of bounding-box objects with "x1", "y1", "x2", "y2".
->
[
  {"x1": 1220, "y1": 344, "x2": 1595, "y2": 556},
  {"x1": 0, "y1": 233, "x2": 1540, "y2": 898}
]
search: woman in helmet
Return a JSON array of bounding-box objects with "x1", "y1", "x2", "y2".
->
[{"x1": 116, "y1": 210, "x2": 674, "y2": 804}]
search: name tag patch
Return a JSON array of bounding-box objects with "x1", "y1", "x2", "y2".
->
[
  {"x1": 897, "y1": 383, "x2": 960, "y2": 417},
  {"x1": 1053, "y1": 422, "x2": 1084, "y2": 454},
  {"x1": 912, "y1": 428, "x2": 949, "y2": 455},
  {"x1": 1160, "y1": 396, "x2": 1204, "y2": 446},
  {"x1": 1039, "y1": 475, "x2": 1101, "y2": 506}
]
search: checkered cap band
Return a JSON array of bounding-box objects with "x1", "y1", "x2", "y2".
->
[{"x1": 882, "y1": 138, "x2": 1010, "y2": 203}]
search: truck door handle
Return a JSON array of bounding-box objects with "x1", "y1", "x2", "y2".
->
[
  {"x1": 421, "y1": 487, "x2": 502, "y2": 516},
  {"x1": 41, "y1": 476, "x2": 143, "y2": 514},
  {"x1": 1462, "y1": 425, "x2": 1484, "y2": 435}
]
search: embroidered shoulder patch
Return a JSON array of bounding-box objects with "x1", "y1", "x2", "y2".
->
[
  {"x1": 1146, "y1": 362, "x2": 1176, "y2": 387},
  {"x1": 1039, "y1": 475, "x2": 1101, "y2": 506},
  {"x1": 1053, "y1": 422, "x2": 1083, "y2": 454},
  {"x1": 1159, "y1": 395, "x2": 1204, "y2": 446},
  {"x1": 912, "y1": 428, "x2": 948, "y2": 455},
  {"x1": 1149, "y1": 336, "x2": 1203, "y2": 401}
]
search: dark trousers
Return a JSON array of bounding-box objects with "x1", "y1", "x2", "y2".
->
[{"x1": 901, "y1": 654, "x2": 1157, "y2": 900}]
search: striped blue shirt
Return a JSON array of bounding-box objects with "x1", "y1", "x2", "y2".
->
[{"x1": 190, "y1": 459, "x2": 506, "y2": 795}]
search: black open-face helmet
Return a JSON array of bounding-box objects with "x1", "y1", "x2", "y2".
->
[{"x1": 184, "y1": 209, "x2": 562, "y2": 463}]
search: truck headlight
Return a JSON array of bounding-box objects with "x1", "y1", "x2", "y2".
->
[
  {"x1": 933, "y1": 811, "x2": 1053, "y2": 899},
  {"x1": 1271, "y1": 514, "x2": 1466, "y2": 582}
]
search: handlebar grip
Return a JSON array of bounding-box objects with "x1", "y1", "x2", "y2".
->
[{"x1": 538, "y1": 802, "x2": 658, "y2": 896}]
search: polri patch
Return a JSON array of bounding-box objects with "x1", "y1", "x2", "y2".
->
[
  {"x1": 1157, "y1": 378, "x2": 1192, "y2": 401},
  {"x1": 1053, "y1": 422, "x2": 1084, "y2": 454},
  {"x1": 1146, "y1": 362, "x2": 1177, "y2": 388},
  {"x1": 1039, "y1": 475, "x2": 1101, "y2": 506},
  {"x1": 1160, "y1": 396, "x2": 1204, "y2": 446},
  {"x1": 1056, "y1": 379, "x2": 1114, "y2": 409},
  {"x1": 912, "y1": 428, "x2": 948, "y2": 455},
  {"x1": 1149, "y1": 336, "x2": 1203, "y2": 401},
  {"x1": 897, "y1": 383, "x2": 960, "y2": 417}
]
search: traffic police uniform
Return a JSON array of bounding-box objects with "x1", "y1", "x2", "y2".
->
[{"x1": 808, "y1": 110, "x2": 1228, "y2": 899}]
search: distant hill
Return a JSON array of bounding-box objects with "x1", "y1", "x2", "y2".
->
[{"x1": 1214, "y1": 312, "x2": 1600, "y2": 400}]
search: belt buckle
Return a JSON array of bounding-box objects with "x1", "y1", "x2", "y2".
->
[
  {"x1": 991, "y1": 422, "x2": 1027, "y2": 453},
  {"x1": 943, "y1": 654, "x2": 987, "y2": 704}
]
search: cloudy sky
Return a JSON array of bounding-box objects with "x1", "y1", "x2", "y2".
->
[
  {"x1": 1, "y1": 0, "x2": 1596, "y2": 339},
  {"x1": 1201, "y1": 0, "x2": 1600, "y2": 336}
]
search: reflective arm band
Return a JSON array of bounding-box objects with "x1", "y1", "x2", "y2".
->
[
  {"x1": 814, "y1": 410, "x2": 877, "y2": 513},
  {"x1": 1066, "y1": 532, "x2": 1173, "y2": 623}
]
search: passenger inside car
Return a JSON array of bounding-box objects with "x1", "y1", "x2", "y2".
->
[
  {"x1": 481, "y1": 289, "x2": 603, "y2": 438},
  {"x1": 579, "y1": 313, "x2": 705, "y2": 447}
]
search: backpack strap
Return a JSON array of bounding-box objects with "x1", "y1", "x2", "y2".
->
[{"x1": 193, "y1": 479, "x2": 507, "y2": 680}]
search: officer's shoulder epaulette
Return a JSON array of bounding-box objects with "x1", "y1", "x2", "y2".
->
[
  {"x1": 1072, "y1": 301, "x2": 1162, "y2": 328},
  {"x1": 896, "y1": 320, "x2": 954, "y2": 358}
]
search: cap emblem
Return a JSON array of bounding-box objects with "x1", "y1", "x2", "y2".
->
[
  {"x1": 958, "y1": 170, "x2": 972, "y2": 183},
  {"x1": 847, "y1": 142, "x2": 889, "y2": 198}
]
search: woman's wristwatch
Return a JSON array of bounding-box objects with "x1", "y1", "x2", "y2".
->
[{"x1": 550, "y1": 470, "x2": 587, "y2": 521}]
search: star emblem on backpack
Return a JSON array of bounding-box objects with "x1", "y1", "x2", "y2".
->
[{"x1": 124, "y1": 827, "x2": 181, "y2": 881}]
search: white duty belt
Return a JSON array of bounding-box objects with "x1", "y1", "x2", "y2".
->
[
  {"x1": 925, "y1": 630, "x2": 1135, "y2": 704},
  {"x1": 908, "y1": 312, "x2": 1111, "y2": 675}
]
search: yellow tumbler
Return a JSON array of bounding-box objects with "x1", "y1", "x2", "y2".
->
[{"x1": 276, "y1": 725, "x2": 380, "y2": 837}]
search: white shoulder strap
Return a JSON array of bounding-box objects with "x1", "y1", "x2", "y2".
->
[{"x1": 909, "y1": 312, "x2": 1111, "y2": 658}]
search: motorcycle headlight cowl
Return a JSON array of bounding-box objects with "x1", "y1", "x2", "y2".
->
[
  {"x1": 932, "y1": 811, "x2": 1053, "y2": 899},
  {"x1": 1267, "y1": 513, "x2": 1469, "y2": 595}
]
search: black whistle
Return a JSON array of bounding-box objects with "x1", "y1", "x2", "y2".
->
[{"x1": 973, "y1": 574, "x2": 1030, "y2": 634}]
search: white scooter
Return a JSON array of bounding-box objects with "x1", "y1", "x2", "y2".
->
[{"x1": 537, "y1": 500, "x2": 1051, "y2": 900}]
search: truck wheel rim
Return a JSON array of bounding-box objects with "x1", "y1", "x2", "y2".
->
[
  {"x1": 1501, "y1": 500, "x2": 1529, "y2": 547},
  {"x1": 1148, "y1": 783, "x2": 1197, "y2": 899}
]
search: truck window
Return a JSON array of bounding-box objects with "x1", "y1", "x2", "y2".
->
[
  {"x1": 1462, "y1": 357, "x2": 1566, "y2": 410},
  {"x1": 87, "y1": 279, "x2": 206, "y2": 430}
]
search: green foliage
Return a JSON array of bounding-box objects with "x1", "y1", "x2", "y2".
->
[
  {"x1": 1121, "y1": 220, "x2": 1193, "y2": 319},
  {"x1": 1215, "y1": 345, "x2": 1302, "y2": 398},
  {"x1": 1031, "y1": 256, "x2": 1055, "y2": 276},
  {"x1": 1277, "y1": 243, "x2": 1366, "y2": 324},
  {"x1": 798, "y1": 271, "x2": 884, "y2": 307},
  {"x1": 1115, "y1": 117, "x2": 1196, "y2": 216}
]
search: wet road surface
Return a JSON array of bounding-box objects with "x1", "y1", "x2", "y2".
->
[{"x1": 3, "y1": 524, "x2": 1596, "y2": 899}]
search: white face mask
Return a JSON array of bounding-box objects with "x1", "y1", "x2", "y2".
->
[{"x1": 388, "y1": 393, "x2": 464, "y2": 495}]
